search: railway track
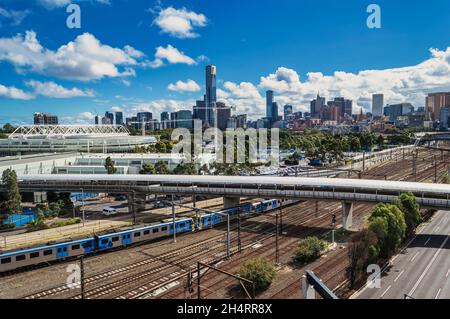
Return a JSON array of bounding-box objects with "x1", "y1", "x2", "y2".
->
[{"x1": 20, "y1": 148, "x2": 450, "y2": 300}]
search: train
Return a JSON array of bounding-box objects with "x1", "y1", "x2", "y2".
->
[{"x1": 0, "y1": 198, "x2": 297, "y2": 273}]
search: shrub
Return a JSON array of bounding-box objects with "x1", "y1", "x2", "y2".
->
[
  {"x1": 293, "y1": 236, "x2": 327, "y2": 263},
  {"x1": 238, "y1": 258, "x2": 276, "y2": 292}
]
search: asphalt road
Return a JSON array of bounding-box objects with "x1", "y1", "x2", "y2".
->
[{"x1": 354, "y1": 210, "x2": 450, "y2": 299}]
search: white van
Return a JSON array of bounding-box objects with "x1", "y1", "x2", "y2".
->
[{"x1": 102, "y1": 207, "x2": 117, "y2": 216}]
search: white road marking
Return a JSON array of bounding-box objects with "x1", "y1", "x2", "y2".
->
[
  {"x1": 435, "y1": 288, "x2": 442, "y2": 299},
  {"x1": 411, "y1": 252, "x2": 420, "y2": 262},
  {"x1": 394, "y1": 270, "x2": 405, "y2": 283},
  {"x1": 424, "y1": 238, "x2": 431, "y2": 246},
  {"x1": 446, "y1": 267, "x2": 450, "y2": 278},
  {"x1": 408, "y1": 234, "x2": 450, "y2": 297},
  {"x1": 380, "y1": 285, "x2": 391, "y2": 298}
]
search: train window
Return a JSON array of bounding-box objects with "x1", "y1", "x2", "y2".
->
[
  {"x1": 72, "y1": 244, "x2": 81, "y2": 250},
  {"x1": 134, "y1": 232, "x2": 141, "y2": 238},
  {"x1": 16, "y1": 255, "x2": 26, "y2": 261},
  {"x1": 152, "y1": 228, "x2": 159, "y2": 233},
  {"x1": 1, "y1": 258, "x2": 11, "y2": 264},
  {"x1": 101, "y1": 239, "x2": 109, "y2": 245},
  {"x1": 30, "y1": 252, "x2": 40, "y2": 259},
  {"x1": 179, "y1": 223, "x2": 185, "y2": 228},
  {"x1": 161, "y1": 226, "x2": 167, "y2": 231},
  {"x1": 44, "y1": 250, "x2": 53, "y2": 256},
  {"x1": 84, "y1": 241, "x2": 92, "y2": 248},
  {"x1": 144, "y1": 230, "x2": 150, "y2": 235},
  {"x1": 112, "y1": 237, "x2": 119, "y2": 242}
]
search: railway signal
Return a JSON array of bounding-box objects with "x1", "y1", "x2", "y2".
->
[{"x1": 332, "y1": 214, "x2": 337, "y2": 227}]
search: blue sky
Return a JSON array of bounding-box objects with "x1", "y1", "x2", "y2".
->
[{"x1": 0, "y1": 0, "x2": 450, "y2": 125}]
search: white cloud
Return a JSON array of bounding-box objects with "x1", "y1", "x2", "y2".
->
[
  {"x1": 0, "y1": 8, "x2": 31, "y2": 26},
  {"x1": 147, "y1": 44, "x2": 196, "y2": 68},
  {"x1": 168, "y1": 79, "x2": 201, "y2": 92},
  {"x1": 80, "y1": 111, "x2": 95, "y2": 120},
  {"x1": 0, "y1": 30, "x2": 144, "y2": 81},
  {"x1": 153, "y1": 6, "x2": 207, "y2": 39},
  {"x1": 213, "y1": 47, "x2": 450, "y2": 119},
  {"x1": 111, "y1": 106, "x2": 122, "y2": 112},
  {"x1": 0, "y1": 84, "x2": 34, "y2": 100},
  {"x1": 26, "y1": 80, "x2": 94, "y2": 98}
]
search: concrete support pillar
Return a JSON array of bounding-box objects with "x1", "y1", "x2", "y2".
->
[
  {"x1": 34, "y1": 192, "x2": 47, "y2": 204},
  {"x1": 342, "y1": 202, "x2": 353, "y2": 230},
  {"x1": 127, "y1": 193, "x2": 146, "y2": 213},
  {"x1": 223, "y1": 197, "x2": 240, "y2": 209},
  {"x1": 302, "y1": 276, "x2": 316, "y2": 299}
]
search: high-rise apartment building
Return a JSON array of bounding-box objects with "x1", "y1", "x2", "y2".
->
[
  {"x1": 33, "y1": 113, "x2": 58, "y2": 125},
  {"x1": 115, "y1": 112, "x2": 124, "y2": 125},
  {"x1": 284, "y1": 105, "x2": 293, "y2": 121},
  {"x1": 425, "y1": 92, "x2": 450, "y2": 121},
  {"x1": 372, "y1": 94, "x2": 384, "y2": 117}
]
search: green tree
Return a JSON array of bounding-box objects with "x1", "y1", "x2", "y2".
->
[
  {"x1": 2, "y1": 123, "x2": 15, "y2": 133},
  {"x1": 348, "y1": 136, "x2": 362, "y2": 152},
  {"x1": 104, "y1": 157, "x2": 117, "y2": 174},
  {"x1": 368, "y1": 203, "x2": 406, "y2": 258},
  {"x1": 347, "y1": 229, "x2": 379, "y2": 288},
  {"x1": 173, "y1": 162, "x2": 196, "y2": 175},
  {"x1": 238, "y1": 258, "x2": 276, "y2": 292},
  {"x1": 394, "y1": 193, "x2": 422, "y2": 235},
  {"x1": 155, "y1": 161, "x2": 170, "y2": 174},
  {"x1": 141, "y1": 163, "x2": 156, "y2": 175},
  {"x1": 1, "y1": 169, "x2": 22, "y2": 214},
  {"x1": 293, "y1": 236, "x2": 327, "y2": 263}
]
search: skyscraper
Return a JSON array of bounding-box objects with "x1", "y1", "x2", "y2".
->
[
  {"x1": 372, "y1": 94, "x2": 384, "y2": 117},
  {"x1": 271, "y1": 102, "x2": 279, "y2": 123},
  {"x1": 310, "y1": 94, "x2": 325, "y2": 118},
  {"x1": 115, "y1": 112, "x2": 124, "y2": 125},
  {"x1": 205, "y1": 65, "x2": 217, "y2": 127},
  {"x1": 105, "y1": 112, "x2": 114, "y2": 125},
  {"x1": 216, "y1": 102, "x2": 231, "y2": 130},
  {"x1": 425, "y1": 92, "x2": 450, "y2": 121},
  {"x1": 161, "y1": 112, "x2": 170, "y2": 122},
  {"x1": 284, "y1": 105, "x2": 293, "y2": 121},
  {"x1": 266, "y1": 90, "x2": 274, "y2": 120},
  {"x1": 34, "y1": 113, "x2": 58, "y2": 125}
]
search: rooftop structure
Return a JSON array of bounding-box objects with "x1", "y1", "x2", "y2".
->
[{"x1": 0, "y1": 125, "x2": 157, "y2": 155}]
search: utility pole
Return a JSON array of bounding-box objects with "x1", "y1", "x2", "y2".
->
[
  {"x1": 172, "y1": 194, "x2": 176, "y2": 243},
  {"x1": 226, "y1": 213, "x2": 231, "y2": 259},
  {"x1": 275, "y1": 213, "x2": 280, "y2": 265},
  {"x1": 237, "y1": 210, "x2": 242, "y2": 253},
  {"x1": 81, "y1": 188, "x2": 85, "y2": 227},
  {"x1": 132, "y1": 191, "x2": 137, "y2": 225},
  {"x1": 197, "y1": 262, "x2": 202, "y2": 299},
  {"x1": 279, "y1": 203, "x2": 283, "y2": 235},
  {"x1": 362, "y1": 152, "x2": 366, "y2": 171},
  {"x1": 434, "y1": 155, "x2": 438, "y2": 183},
  {"x1": 80, "y1": 256, "x2": 86, "y2": 299}
]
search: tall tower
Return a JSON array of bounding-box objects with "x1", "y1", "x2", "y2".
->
[
  {"x1": 266, "y1": 90, "x2": 274, "y2": 120},
  {"x1": 205, "y1": 65, "x2": 217, "y2": 127},
  {"x1": 372, "y1": 94, "x2": 384, "y2": 117}
]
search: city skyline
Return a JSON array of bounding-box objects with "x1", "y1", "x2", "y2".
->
[{"x1": 0, "y1": 1, "x2": 450, "y2": 126}]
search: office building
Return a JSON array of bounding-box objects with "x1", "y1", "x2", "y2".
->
[
  {"x1": 115, "y1": 112, "x2": 124, "y2": 125},
  {"x1": 271, "y1": 102, "x2": 279, "y2": 123},
  {"x1": 372, "y1": 94, "x2": 384, "y2": 117},
  {"x1": 266, "y1": 90, "x2": 274, "y2": 120},
  {"x1": 205, "y1": 65, "x2": 217, "y2": 127},
  {"x1": 33, "y1": 113, "x2": 59, "y2": 125},
  {"x1": 284, "y1": 105, "x2": 293, "y2": 121},
  {"x1": 310, "y1": 94, "x2": 326, "y2": 118},
  {"x1": 385, "y1": 103, "x2": 414, "y2": 122},
  {"x1": 105, "y1": 112, "x2": 114, "y2": 125},
  {"x1": 217, "y1": 102, "x2": 231, "y2": 130},
  {"x1": 176, "y1": 110, "x2": 193, "y2": 129},
  {"x1": 161, "y1": 112, "x2": 170, "y2": 122},
  {"x1": 425, "y1": 92, "x2": 450, "y2": 121}
]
